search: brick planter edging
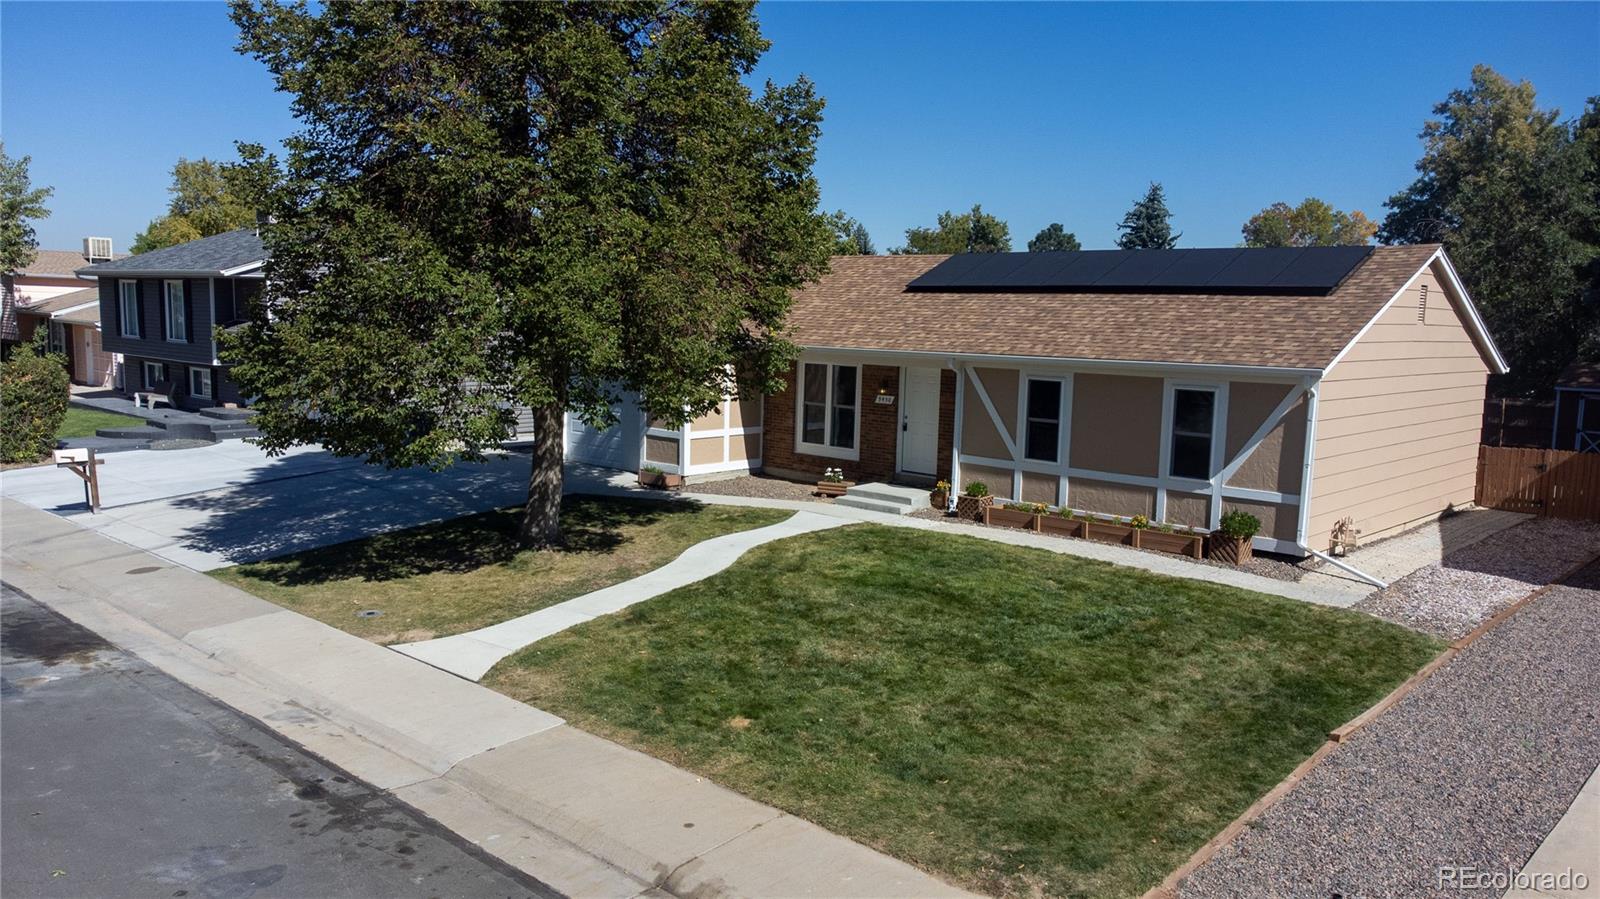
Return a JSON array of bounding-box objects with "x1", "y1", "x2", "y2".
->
[{"x1": 1139, "y1": 547, "x2": 1600, "y2": 899}]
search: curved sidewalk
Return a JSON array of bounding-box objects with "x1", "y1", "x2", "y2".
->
[{"x1": 394, "y1": 510, "x2": 848, "y2": 681}]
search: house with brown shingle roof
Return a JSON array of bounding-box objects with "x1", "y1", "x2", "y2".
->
[
  {"x1": 2, "y1": 238, "x2": 122, "y2": 386},
  {"x1": 631, "y1": 244, "x2": 1506, "y2": 559}
]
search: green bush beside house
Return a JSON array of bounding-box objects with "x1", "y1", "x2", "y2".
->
[{"x1": 1, "y1": 334, "x2": 69, "y2": 463}]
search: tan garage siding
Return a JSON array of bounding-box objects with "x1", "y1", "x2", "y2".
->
[{"x1": 1307, "y1": 262, "x2": 1490, "y2": 550}]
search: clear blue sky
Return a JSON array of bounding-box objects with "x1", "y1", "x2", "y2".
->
[{"x1": 4, "y1": 2, "x2": 1596, "y2": 254}]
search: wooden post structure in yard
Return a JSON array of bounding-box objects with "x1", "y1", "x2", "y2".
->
[{"x1": 53, "y1": 447, "x2": 105, "y2": 512}]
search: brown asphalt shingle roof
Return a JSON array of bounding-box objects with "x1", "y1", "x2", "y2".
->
[
  {"x1": 18, "y1": 249, "x2": 94, "y2": 277},
  {"x1": 782, "y1": 244, "x2": 1442, "y2": 371},
  {"x1": 15, "y1": 286, "x2": 99, "y2": 316}
]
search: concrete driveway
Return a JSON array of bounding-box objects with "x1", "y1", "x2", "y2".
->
[{"x1": 0, "y1": 442, "x2": 628, "y2": 571}]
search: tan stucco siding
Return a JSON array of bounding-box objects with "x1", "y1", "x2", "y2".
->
[
  {"x1": 961, "y1": 369, "x2": 1015, "y2": 459},
  {"x1": 1224, "y1": 382, "x2": 1308, "y2": 494},
  {"x1": 960, "y1": 464, "x2": 1014, "y2": 500},
  {"x1": 1224, "y1": 499, "x2": 1300, "y2": 543},
  {"x1": 1069, "y1": 479, "x2": 1155, "y2": 518},
  {"x1": 1069, "y1": 374, "x2": 1162, "y2": 476},
  {"x1": 1020, "y1": 471, "x2": 1059, "y2": 505},
  {"x1": 730, "y1": 430, "x2": 760, "y2": 462},
  {"x1": 1165, "y1": 492, "x2": 1210, "y2": 529},
  {"x1": 645, "y1": 434, "x2": 679, "y2": 465},
  {"x1": 1308, "y1": 262, "x2": 1490, "y2": 549}
]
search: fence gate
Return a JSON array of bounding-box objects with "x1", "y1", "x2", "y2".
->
[{"x1": 1477, "y1": 446, "x2": 1600, "y2": 520}]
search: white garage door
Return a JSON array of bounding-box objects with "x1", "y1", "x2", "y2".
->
[{"x1": 565, "y1": 392, "x2": 645, "y2": 471}]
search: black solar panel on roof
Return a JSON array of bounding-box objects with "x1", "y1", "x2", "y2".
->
[
  {"x1": 1094, "y1": 250, "x2": 1184, "y2": 287},
  {"x1": 904, "y1": 246, "x2": 1373, "y2": 294}
]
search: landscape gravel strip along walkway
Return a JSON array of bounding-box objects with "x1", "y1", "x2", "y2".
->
[
  {"x1": 1177, "y1": 561, "x2": 1600, "y2": 899},
  {"x1": 1356, "y1": 517, "x2": 1600, "y2": 638},
  {"x1": 1, "y1": 498, "x2": 974, "y2": 899},
  {"x1": 392, "y1": 510, "x2": 849, "y2": 681}
]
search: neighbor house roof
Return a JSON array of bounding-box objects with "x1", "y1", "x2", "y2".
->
[
  {"x1": 782, "y1": 244, "x2": 1494, "y2": 373},
  {"x1": 1556, "y1": 360, "x2": 1600, "y2": 390},
  {"x1": 55, "y1": 302, "x2": 101, "y2": 326},
  {"x1": 78, "y1": 229, "x2": 265, "y2": 277},
  {"x1": 18, "y1": 249, "x2": 96, "y2": 278},
  {"x1": 15, "y1": 286, "x2": 99, "y2": 316}
]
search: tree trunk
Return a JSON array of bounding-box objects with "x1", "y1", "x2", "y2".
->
[{"x1": 519, "y1": 401, "x2": 565, "y2": 548}]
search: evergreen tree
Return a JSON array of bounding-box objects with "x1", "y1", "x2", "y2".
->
[
  {"x1": 223, "y1": 0, "x2": 833, "y2": 546},
  {"x1": 1115, "y1": 183, "x2": 1180, "y2": 249}
]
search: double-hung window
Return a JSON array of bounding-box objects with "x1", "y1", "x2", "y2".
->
[
  {"x1": 1168, "y1": 388, "x2": 1216, "y2": 480},
  {"x1": 143, "y1": 361, "x2": 165, "y2": 389},
  {"x1": 798, "y1": 362, "x2": 858, "y2": 455},
  {"x1": 1023, "y1": 378, "x2": 1062, "y2": 462},
  {"x1": 163, "y1": 279, "x2": 186, "y2": 342},
  {"x1": 189, "y1": 367, "x2": 212, "y2": 400},
  {"x1": 118, "y1": 281, "x2": 140, "y2": 337}
]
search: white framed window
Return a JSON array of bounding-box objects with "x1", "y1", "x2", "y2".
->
[
  {"x1": 796, "y1": 361, "x2": 859, "y2": 458},
  {"x1": 142, "y1": 361, "x2": 166, "y2": 389},
  {"x1": 47, "y1": 321, "x2": 66, "y2": 355},
  {"x1": 1167, "y1": 386, "x2": 1217, "y2": 481},
  {"x1": 189, "y1": 367, "x2": 212, "y2": 400},
  {"x1": 119, "y1": 280, "x2": 141, "y2": 337},
  {"x1": 163, "y1": 279, "x2": 186, "y2": 342},
  {"x1": 1023, "y1": 378, "x2": 1063, "y2": 463}
]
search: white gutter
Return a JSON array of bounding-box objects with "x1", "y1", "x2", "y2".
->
[{"x1": 1306, "y1": 548, "x2": 1388, "y2": 589}]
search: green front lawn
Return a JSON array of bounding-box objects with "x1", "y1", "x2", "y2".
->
[
  {"x1": 212, "y1": 496, "x2": 790, "y2": 644},
  {"x1": 486, "y1": 524, "x2": 1441, "y2": 898},
  {"x1": 56, "y1": 406, "x2": 145, "y2": 438}
]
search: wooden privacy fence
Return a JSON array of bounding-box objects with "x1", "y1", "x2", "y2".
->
[
  {"x1": 1477, "y1": 446, "x2": 1600, "y2": 520},
  {"x1": 1480, "y1": 397, "x2": 1555, "y2": 448}
]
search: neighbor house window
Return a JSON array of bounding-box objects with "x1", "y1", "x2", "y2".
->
[
  {"x1": 163, "y1": 279, "x2": 186, "y2": 342},
  {"x1": 1168, "y1": 388, "x2": 1216, "y2": 480},
  {"x1": 189, "y1": 367, "x2": 212, "y2": 400},
  {"x1": 119, "y1": 281, "x2": 140, "y2": 337},
  {"x1": 1024, "y1": 378, "x2": 1062, "y2": 462},
  {"x1": 143, "y1": 361, "x2": 165, "y2": 388},
  {"x1": 798, "y1": 362, "x2": 858, "y2": 453}
]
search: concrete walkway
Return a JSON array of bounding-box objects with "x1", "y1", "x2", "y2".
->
[
  {"x1": 0, "y1": 498, "x2": 972, "y2": 899},
  {"x1": 1293, "y1": 508, "x2": 1532, "y2": 605},
  {"x1": 395, "y1": 511, "x2": 849, "y2": 681},
  {"x1": 1505, "y1": 763, "x2": 1600, "y2": 899}
]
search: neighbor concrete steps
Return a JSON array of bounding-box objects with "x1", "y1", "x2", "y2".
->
[
  {"x1": 834, "y1": 482, "x2": 932, "y2": 516},
  {"x1": 93, "y1": 406, "x2": 261, "y2": 443}
]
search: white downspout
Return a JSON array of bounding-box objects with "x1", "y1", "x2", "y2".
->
[
  {"x1": 948, "y1": 358, "x2": 963, "y2": 513},
  {"x1": 1306, "y1": 549, "x2": 1388, "y2": 589},
  {"x1": 1295, "y1": 380, "x2": 1388, "y2": 590}
]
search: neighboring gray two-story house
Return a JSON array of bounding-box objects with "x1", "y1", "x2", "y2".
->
[{"x1": 78, "y1": 229, "x2": 264, "y2": 409}]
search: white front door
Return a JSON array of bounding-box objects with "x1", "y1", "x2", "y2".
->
[{"x1": 900, "y1": 366, "x2": 941, "y2": 476}]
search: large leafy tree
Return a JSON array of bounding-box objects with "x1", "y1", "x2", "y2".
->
[
  {"x1": 825, "y1": 210, "x2": 875, "y2": 254},
  {"x1": 1241, "y1": 198, "x2": 1377, "y2": 247},
  {"x1": 892, "y1": 204, "x2": 1010, "y2": 254},
  {"x1": 1115, "y1": 182, "x2": 1180, "y2": 249},
  {"x1": 1381, "y1": 65, "x2": 1599, "y2": 394},
  {"x1": 224, "y1": 1, "x2": 832, "y2": 547},
  {"x1": 131, "y1": 158, "x2": 257, "y2": 253},
  {"x1": 1, "y1": 143, "x2": 53, "y2": 345},
  {"x1": 1028, "y1": 222, "x2": 1080, "y2": 253}
]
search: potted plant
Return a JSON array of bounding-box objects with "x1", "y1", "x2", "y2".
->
[
  {"x1": 930, "y1": 479, "x2": 952, "y2": 510},
  {"x1": 986, "y1": 501, "x2": 1043, "y2": 531},
  {"x1": 638, "y1": 465, "x2": 683, "y2": 490},
  {"x1": 1209, "y1": 509, "x2": 1261, "y2": 564},
  {"x1": 815, "y1": 467, "x2": 854, "y2": 497},
  {"x1": 1039, "y1": 507, "x2": 1086, "y2": 538},
  {"x1": 954, "y1": 481, "x2": 994, "y2": 520},
  {"x1": 1139, "y1": 521, "x2": 1206, "y2": 559}
]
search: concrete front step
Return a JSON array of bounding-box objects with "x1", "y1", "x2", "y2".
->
[
  {"x1": 93, "y1": 425, "x2": 170, "y2": 440},
  {"x1": 837, "y1": 482, "x2": 931, "y2": 516},
  {"x1": 199, "y1": 407, "x2": 258, "y2": 421}
]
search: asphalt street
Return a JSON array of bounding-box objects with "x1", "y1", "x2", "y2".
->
[{"x1": 0, "y1": 583, "x2": 560, "y2": 899}]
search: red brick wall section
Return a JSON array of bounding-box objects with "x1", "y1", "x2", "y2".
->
[{"x1": 763, "y1": 363, "x2": 900, "y2": 482}]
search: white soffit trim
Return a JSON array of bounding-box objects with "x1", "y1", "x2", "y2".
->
[
  {"x1": 219, "y1": 260, "x2": 267, "y2": 277},
  {"x1": 48, "y1": 301, "x2": 100, "y2": 319},
  {"x1": 799, "y1": 345, "x2": 1318, "y2": 380},
  {"x1": 1323, "y1": 247, "x2": 1509, "y2": 377}
]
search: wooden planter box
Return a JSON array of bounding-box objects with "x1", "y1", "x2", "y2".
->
[
  {"x1": 815, "y1": 480, "x2": 854, "y2": 497},
  {"x1": 1037, "y1": 515, "x2": 1086, "y2": 538},
  {"x1": 1208, "y1": 534, "x2": 1254, "y2": 565},
  {"x1": 638, "y1": 469, "x2": 683, "y2": 490},
  {"x1": 955, "y1": 494, "x2": 994, "y2": 521},
  {"x1": 1082, "y1": 520, "x2": 1136, "y2": 545},
  {"x1": 930, "y1": 490, "x2": 949, "y2": 510},
  {"x1": 984, "y1": 506, "x2": 1040, "y2": 531},
  {"x1": 1138, "y1": 529, "x2": 1205, "y2": 559}
]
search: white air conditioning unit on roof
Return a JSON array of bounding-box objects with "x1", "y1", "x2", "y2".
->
[{"x1": 84, "y1": 237, "x2": 113, "y2": 263}]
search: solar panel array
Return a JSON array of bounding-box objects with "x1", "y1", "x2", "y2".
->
[{"x1": 905, "y1": 246, "x2": 1374, "y2": 294}]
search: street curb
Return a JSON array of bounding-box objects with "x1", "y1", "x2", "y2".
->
[{"x1": 1141, "y1": 548, "x2": 1600, "y2": 899}]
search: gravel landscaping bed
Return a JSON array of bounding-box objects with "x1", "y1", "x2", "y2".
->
[
  {"x1": 1355, "y1": 518, "x2": 1600, "y2": 639},
  {"x1": 682, "y1": 473, "x2": 834, "y2": 503},
  {"x1": 909, "y1": 508, "x2": 1310, "y2": 581},
  {"x1": 1179, "y1": 572, "x2": 1600, "y2": 899}
]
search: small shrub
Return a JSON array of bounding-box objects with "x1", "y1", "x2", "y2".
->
[
  {"x1": 963, "y1": 481, "x2": 989, "y2": 497},
  {"x1": 933, "y1": 479, "x2": 952, "y2": 494},
  {"x1": 821, "y1": 467, "x2": 846, "y2": 483},
  {"x1": 1130, "y1": 514, "x2": 1151, "y2": 529},
  {"x1": 642, "y1": 464, "x2": 664, "y2": 475},
  {"x1": 1218, "y1": 508, "x2": 1262, "y2": 539},
  {"x1": 1002, "y1": 502, "x2": 1046, "y2": 513},
  {"x1": 0, "y1": 335, "x2": 70, "y2": 463}
]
